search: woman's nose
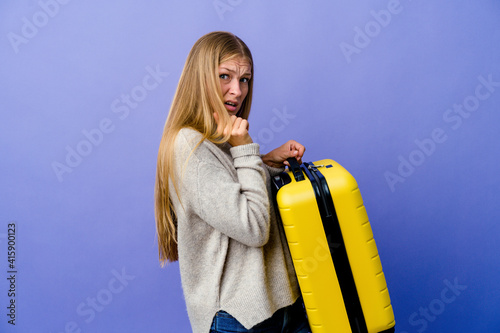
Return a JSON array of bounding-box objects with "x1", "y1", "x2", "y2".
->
[{"x1": 228, "y1": 79, "x2": 241, "y2": 96}]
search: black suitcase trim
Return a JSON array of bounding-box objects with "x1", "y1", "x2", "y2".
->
[{"x1": 302, "y1": 162, "x2": 368, "y2": 333}]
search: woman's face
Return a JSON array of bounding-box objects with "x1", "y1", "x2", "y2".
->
[{"x1": 218, "y1": 57, "x2": 252, "y2": 116}]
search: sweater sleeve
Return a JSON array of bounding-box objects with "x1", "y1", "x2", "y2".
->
[
  {"x1": 262, "y1": 163, "x2": 286, "y2": 177},
  {"x1": 189, "y1": 142, "x2": 271, "y2": 247}
]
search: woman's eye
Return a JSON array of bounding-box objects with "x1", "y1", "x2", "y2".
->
[
  {"x1": 219, "y1": 74, "x2": 229, "y2": 80},
  {"x1": 240, "y1": 77, "x2": 250, "y2": 83}
]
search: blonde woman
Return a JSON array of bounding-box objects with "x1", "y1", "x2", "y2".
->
[{"x1": 155, "y1": 31, "x2": 310, "y2": 333}]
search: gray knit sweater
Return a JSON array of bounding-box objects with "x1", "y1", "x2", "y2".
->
[{"x1": 170, "y1": 128, "x2": 300, "y2": 333}]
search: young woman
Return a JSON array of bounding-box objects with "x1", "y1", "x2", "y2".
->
[{"x1": 155, "y1": 31, "x2": 310, "y2": 333}]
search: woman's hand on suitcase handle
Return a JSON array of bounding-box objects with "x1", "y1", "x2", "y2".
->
[
  {"x1": 262, "y1": 140, "x2": 305, "y2": 168},
  {"x1": 214, "y1": 112, "x2": 253, "y2": 147}
]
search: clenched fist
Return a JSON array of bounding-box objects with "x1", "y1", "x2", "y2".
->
[{"x1": 214, "y1": 113, "x2": 253, "y2": 147}]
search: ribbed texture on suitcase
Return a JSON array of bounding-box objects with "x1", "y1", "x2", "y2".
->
[{"x1": 276, "y1": 159, "x2": 395, "y2": 333}]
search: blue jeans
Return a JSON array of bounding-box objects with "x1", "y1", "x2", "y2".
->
[{"x1": 209, "y1": 298, "x2": 311, "y2": 333}]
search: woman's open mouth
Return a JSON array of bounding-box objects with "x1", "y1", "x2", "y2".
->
[{"x1": 224, "y1": 101, "x2": 238, "y2": 113}]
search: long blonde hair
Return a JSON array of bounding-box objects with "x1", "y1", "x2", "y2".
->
[{"x1": 154, "y1": 31, "x2": 254, "y2": 265}]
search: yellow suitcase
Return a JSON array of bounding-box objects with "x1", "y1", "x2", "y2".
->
[{"x1": 272, "y1": 159, "x2": 395, "y2": 333}]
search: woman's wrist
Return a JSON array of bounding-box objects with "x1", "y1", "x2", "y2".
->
[{"x1": 261, "y1": 152, "x2": 284, "y2": 168}]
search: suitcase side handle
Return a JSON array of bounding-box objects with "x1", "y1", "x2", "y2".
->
[{"x1": 287, "y1": 158, "x2": 305, "y2": 182}]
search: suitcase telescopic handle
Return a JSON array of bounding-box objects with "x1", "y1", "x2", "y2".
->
[{"x1": 287, "y1": 158, "x2": 305, "y2": 182}]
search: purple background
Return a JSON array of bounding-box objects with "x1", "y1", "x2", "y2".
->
[{"x1": 1, "y1": 1, "x2": 499, "y2": 332}]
